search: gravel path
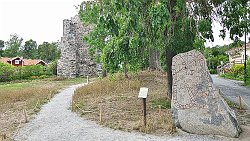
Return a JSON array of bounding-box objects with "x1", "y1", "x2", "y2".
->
[
  {"x1": 14, "y1": 83, "x2": 232, "y2": 141},
  {"x1": 211, "y1": 75, "x2": 250, "y2": 110}
]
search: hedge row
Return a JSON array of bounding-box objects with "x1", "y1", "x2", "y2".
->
[
  {"x1": 0, "y1": 62, "x2": 56, "y2": 82},
  {"x1": 220, "y1": 61, "x2": 250, "y2": 85}
]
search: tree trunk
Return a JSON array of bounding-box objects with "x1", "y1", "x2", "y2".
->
[
  {"x1": 166, "y1": 49, "x2": 176, "y2": 99},
  {"x1": 124, "y1": 62, "x2": 129, "y2": 78},
  {"x1": 102, "y1": 69, "x2": 107, "y2": 78},
  {"x1": 149, "y1": 48, "x2": 161, "y2": 71}
]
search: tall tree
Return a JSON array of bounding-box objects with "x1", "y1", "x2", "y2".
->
[
  {"x1": 79, "y1": 0, "x2": 239, "y2": 98},
  {"x1": 80, "y1": 0, "x2": 147, "y2": 78},
  {"x1": 3, "y1": 34, "x2": 23, "y2": 57},
  {"x1": 218, "y1": 0, "x2": 250, "y2": 41},
  {"x1": 0, "y1": 40, "x2": 4, "y2": 57},
  {"x1": 38, "y1": 42, "x2": 60, "y2": 62},
  {"x1": 21, "y1": 39, "x2": 38, "y2": 59}
]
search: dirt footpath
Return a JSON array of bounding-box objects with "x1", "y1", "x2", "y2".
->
[{"x1": 13, "y1": 84, "x2": 238, "y2": 141}]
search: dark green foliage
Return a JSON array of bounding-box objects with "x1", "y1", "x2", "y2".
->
[
  {"x1": 1, "y1": 37, "x2": 60, "y2": 63},
  {"x1": 220, "y1": 64, "x2": 244, "y2": 81},
  {"x1": 20, "y1": 65, "x2": 51, "y2": 79},
  {"x1": 219, "y1": 0, "x2": 250, "y2": 41},
  {"x1": 0, "y1": 62, "x2": 15, "y2": 82},
  {"x1": 2, "y1": 34, "x2": 23, "y2": 57},
  {"x1": 48, "y1": 60, "x2": 58, "y2": 75},
  {"x1": 220, "y1": 73, "x2": 244, "y2": 81},
  {"x1": 0, "y1": 62, "x2": 53, "y2": 82},
  {"x1": 0, "y1": 40, "x2": 4, "y2": 57},
  {"x1": 209, "y1": 69, "x2": 217, "y2": 74},
  {"x1": 246, "y1": 59, "x2": 250, "y2": 85},
  {"x1": 21, "y1": 39, "x2": 38, "y2": 59},
  {"x1": 79, "y1": 0, "x2": 249, "y2": 98},
  {"x1": 204, "y1": 44, "x2": 235, "y2": 70},
  {"x1": 38, "y1": 42, "x2": 60, "y2": 63},
  {"x1": 80, "y1": 0, "x2": 200, "y2": 75}
]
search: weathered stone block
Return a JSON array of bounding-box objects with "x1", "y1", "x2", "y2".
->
[{"x1": 171, "y1": 50, "x2": 241, "y2": 138}]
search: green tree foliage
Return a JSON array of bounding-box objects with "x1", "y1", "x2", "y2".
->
[
  {"x1": 2, "y1": 34, "x2": 23, "y2": 57},
  {"x1": 48, "y1": 60, "x2": 58, "y2": 75},
  {"x1": 38, "y1": 42, "x2": 60, "y2": 63},
  {"x1": 1, "y1": 35, "x2": 60, "y2": 63},
  {"x1": 246, "y1": 59, "x2": 250, "y2": 85},
  {"x1": 0, "y1": 40, "x2": 4, "y2": 57},
  {"x1": 21, "y1": 39, "x2": 38, "y2": 59},
  {"x1": 82, "y1": 0, "x2": 148, "y2": 78},
  {"x1": 204, "y1": 44, "x2": 231, "y2": 71},
  {"x1": 218, "y1": 0, "x2": 250, "y2": 40},
  {"x1": 80, "y1": 1, "x2": 198, "y2": 73},
  {"x1": 221, "y1": 64, "x2": 244, "y2": 81},
  {"x1": 204, "y1": 41, "x2": 245, "y2": 73},
  {"x1": 0, "y1": 62, "x2": 53, "y2": 82},
  {"x1": 0, "y1": 62, "x2": 15, "y2": 82},
  {"x1": 79, "y1": 0, "x2": 227, "y2": 98}
]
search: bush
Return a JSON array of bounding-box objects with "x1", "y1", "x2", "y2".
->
[
  {"x1": 231, "y1": 64, "x2": 244, "y2": 75},
  {"x1": 48, "y1": 60, "x2": 57, "y2": 75},
  {"x1": 0, "y1": 62, "x2": 15, "y2": 82},
  {"x1": 21, "y1": 65, "x2": 48, "y2": 79},
  {"x1": 0, "y1": 63, "x2": 53, "y2": 82},
  {"x1": 221, "y1": 64, "x2": 245, "y2": 81},
  {"x1": 209, "y1": 69, "x2": 217, "y2": 74},
  {"x1": 246, "y1": 60, "x2": 250, "y2": 85}
]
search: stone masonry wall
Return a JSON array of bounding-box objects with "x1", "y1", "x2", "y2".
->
[{"x1": 57, "y1": 15, "x2": 99, "y2": 78}]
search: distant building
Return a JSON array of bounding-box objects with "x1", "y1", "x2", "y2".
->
[
  {"x1": 226, "y1": 42, "x2": 250, "y2": 64},
  {"x1": 0, "y1": 57, "x2": 47, "y2": 67},
  {"x1": 217, "y1": 42, "x2": 250, "y2": 75}
]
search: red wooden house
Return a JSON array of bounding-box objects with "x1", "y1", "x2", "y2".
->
[{"x1": 0, "y1": 57, "x2": 47, "y2": 67}]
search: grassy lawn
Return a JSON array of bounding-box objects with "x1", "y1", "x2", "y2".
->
[
  {"x1": 0, "y1": 77, "x2": 86, "y2": 140},
  {"x1": 73, "y1": 71, "x2": 174, "y2": 135}
]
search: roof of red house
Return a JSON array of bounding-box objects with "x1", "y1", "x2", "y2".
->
[
  {"x1": 0, "y1": 57, "x2": 11, "y2": 63},
  {"x1": 23, "y1": 59, "x2": 47, "y2": 66}
]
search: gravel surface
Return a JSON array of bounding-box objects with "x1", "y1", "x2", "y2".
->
[
  {"x1": 14, "y1": 83, "x2": 233, "y2": 141},
  {"x1": 211, "y1": 75, "x2": 250, "y2": 110}
]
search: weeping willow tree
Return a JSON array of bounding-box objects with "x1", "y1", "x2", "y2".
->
[{"x1": 78, "y1": 0, "x2": 245, "y2": 98}]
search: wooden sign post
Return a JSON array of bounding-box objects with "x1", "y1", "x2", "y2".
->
[{"x1": 138, "y1": 87, "x2": 148, "y2": 126}]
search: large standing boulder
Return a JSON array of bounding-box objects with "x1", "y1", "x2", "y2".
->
[{"x1": 171, "y1": 50, "x2": 241, "y2": 138}]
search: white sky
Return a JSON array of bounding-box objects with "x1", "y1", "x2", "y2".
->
[
  {"x1": 0, "y1": 0, "x2": 84, "y2": 44},
  {"x1": 0, "y1": 0, "x2": 248, "y2": 47}
]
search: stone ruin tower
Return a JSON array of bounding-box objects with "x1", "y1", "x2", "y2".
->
[{"x1": 57, "y1": 15, "x2": 99, "y2": 78}]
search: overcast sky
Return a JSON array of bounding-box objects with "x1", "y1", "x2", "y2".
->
[
  {"x1": 0, "y1": 0, "x2": 84, "y2": 44},
  {"x1": 0, "y1": 0, "x2": 248, "y2": 47}
]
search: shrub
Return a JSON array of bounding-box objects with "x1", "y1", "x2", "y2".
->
[
  {"x1": 0, "y1": 62, "x2": 15, "y2": 82},
  {"x1": 231, "y1": 64, "x2": 244, "y2": 75},
  {"x1": 221, "y1": 64, "x2": 245, "y2": 81},
  {"x1": 246, "y1": 60, "x2": 250, "y2": 85},
  {"x1": 209, "y1": 69, "x2": 217, "y2": 74},
  {"x1": 0, "y1": 63, "x2": 53, "y2": 82},
  {"x1": 48, "y1": 60, "x2": 57, "y2": 75}
]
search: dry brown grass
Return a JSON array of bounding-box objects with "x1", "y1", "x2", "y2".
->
[
  {"x1": 0, "y1": 77, "x2": 86, "y2": 139},
  {"x1": 73, "y1": 71, "x2": 175, "y2": 134}
]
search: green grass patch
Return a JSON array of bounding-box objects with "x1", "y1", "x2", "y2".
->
[
  {"x1": 224, "y1": 98, "x2": 240, "y2": 109},
  {"x1": 152, "y1": 97, "x2": 171, "y2": 109},
  {"x1": 220, "y1": 73, "x2": 244, "y2": 81},
  {"x1": 0, "y1": 82, "x2": 32, "y2": 90}
]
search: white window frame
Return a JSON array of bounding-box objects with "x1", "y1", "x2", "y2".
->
[{"x1": 15, "y1": 60, "x2": 20, "y2": 64}]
